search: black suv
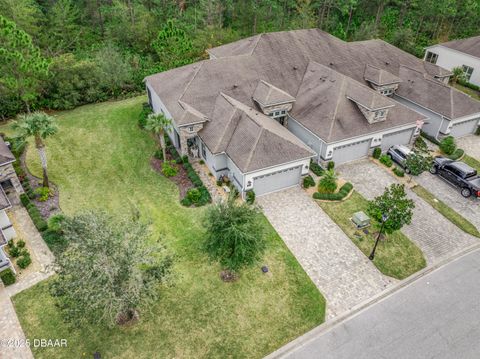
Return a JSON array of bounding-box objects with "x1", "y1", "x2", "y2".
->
[{"x1": 430, "y1": 157, "x2": 480, "y2": 198}]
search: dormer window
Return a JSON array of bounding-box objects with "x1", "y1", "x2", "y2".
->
[
  {"x1": 188, "y1": 126, "x2": 194, "y2": 132},
  {"x1": 375, "y1": 110, "x2": 386, "y2": 120},
  {"x1": 380, "y1": 88, "x2": 394, "y2": 96}
]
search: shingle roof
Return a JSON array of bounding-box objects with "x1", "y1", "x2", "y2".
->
[
  {"x1": 364, "y1": 64, "x2": 402, "y2": 86},
  {"x1": 199, "y1": 94, "x2": 315, "y2": 172},
  {"x1": 0, "y1": 137, "x2": 15, "y2": 166},
  {"x1": 253, "y1": 80, "x2": 296, "y2": 106},
  {"x1": 436, "y1": 35, "x2": 480, "y2": 59},
  {"x1": 0, "y1": 187, "x2": 11, "y2": 212}
]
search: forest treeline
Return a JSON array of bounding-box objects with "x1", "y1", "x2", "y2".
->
[{"x1": 1, "y1": 0, "x2": 479, "y2": 119}]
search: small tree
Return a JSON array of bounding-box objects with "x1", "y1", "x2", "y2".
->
[
  {"x1": 405, "y1": 151, "x2": 432, "y2": 180},
  {"x1": 439, "y1": 136, "x2": 456, "y2": 155},
  {"x1": 204, "y1": 195, "x2": 265, "y2": 275},
  {"x1": 13, "y1": 112, "x2": 58, "y2": 188},
  {"x1": 145, "y1": 113, "x2": 172, "y2": 162},
  {"x1": 414, "y1": 136, "x2": 429, "y2": 154},
  {"x1": 367, "y1": 184, "x2": 415, "y2": 234},
  {"x1": 50, "y1": 211, "x2": 172, "y2": 328}
]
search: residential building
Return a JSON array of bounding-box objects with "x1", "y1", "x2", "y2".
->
[{"x1": 145, "y1": 29, "x2": 480, "y2": 197}]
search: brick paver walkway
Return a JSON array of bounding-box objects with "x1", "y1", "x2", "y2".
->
[
  {"x1": 457, "y1": 135, "x2": 480, "y2": 159},
  {"x1": 0, "y1": 205, "x2": 54, "y2": 359},
  {"x1": 338, "y1": 160, "x2": 478, "y2": 265},
  {"x1": 257, "y1": 187, "x2": 394, "y2": 319}
]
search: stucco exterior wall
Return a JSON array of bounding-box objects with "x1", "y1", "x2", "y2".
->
[
  {"x1": 288, "y1": 117, "x2": 326, "y2": 161},
  {"x1": 146, "y1": 83, "x2": 178, "y2": 149},
  {"x1": 425, "y1": 45, "x2": 480, "y2": 86}
]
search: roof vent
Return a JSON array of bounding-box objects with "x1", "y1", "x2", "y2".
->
[
  {"x1": 233, "y1": 84, "x2": 238, "y2": 88},
  {"x1": 329, "y1": 62, "x2": 334, "y2": 66},
  {"x1": 385, "y1": 61, "x2": 390, "y2": 65},
  {"x1": 293, "y1": 66, "x2": 298, "y2": 70}
]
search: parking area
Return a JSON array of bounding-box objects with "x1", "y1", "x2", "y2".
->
[
  {"x1": 257, "y1": 187, "x2": 394, "y2": 320},
  {"x1": 338, "y1": 160, "x2": 478, "y2": 265},
  {"x1": 416, "y1": 172, "x2": 480, "y2": 231},
  {"x1": 457, "y1": 135, "x2": 480, "y2": 160}
]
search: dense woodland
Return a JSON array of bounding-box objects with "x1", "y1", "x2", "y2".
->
[{"x1": 1, "y1": 0, "x2": 480, "y2": 119}]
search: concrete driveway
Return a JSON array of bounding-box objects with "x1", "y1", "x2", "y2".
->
[
  {"x1": 416, "y1": 172, "x2": 480, "y2": 231},
  {"x1": 338, "y1": 160, "x2": 478, "y2": 265},
  {"x1": 257, "y1": 187, "x2": 394, "y2": 320},
  {"x1": 457, "y1": 135, "x2": 480, "y2": 159}
]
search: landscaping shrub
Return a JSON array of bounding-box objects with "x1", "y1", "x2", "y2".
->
[
  {"x1": 458, "y1": 78, "x2": 480, "y2": 91},
  {"x1": 372, "y1": 147, "x2": 381, "y2": 159},
  {"x1": 138, "y1": 103, "x2": 152, "y2": 129},
  {"x1": 309, "y1": 160, "x2": 324, "y2": 176},
  {"x1": 6, "y1": 136, "x2": 27, "y2": 158},
  {"x1": 161, "y1": 161, "x2": 178, "y2": 177},
  {"x1": 439, "y1": 136, "x2": 456, "y2": 155},
  {"x1": 42, "y1": 229, "x2": 68, "y2": 253},
  {"x1": 216, "y1": 180, "x2": 222, "y2": 186},
  {"x1": 246, "y1": 190, "x2": 255, "y2": 204},
  {"x1": 318, "y1": 170, "x2": 337, "y2": 194},
  {"x1": 0, "y1": 268, "x2": 15, "y2": 286},
  {"x1": 448, "y1": 148, "x2": 464, "y2": 160},
  {"x1": 327, "y1": 161, "x2": 335, "y2": 170},
  {"x1": 379, "y1": 154, "x2": 393, "y2": 167},
  {"x1": 48, "y1": 214, "x2": 66, "y2": 233},
  {"x1": 303, "y1": 175, "x2": 315, "y2": 188},
  {"x1": 20, "y1": 193, "x2": 30, "y2": 207},
  {"x1": 313, "y1": 182, "x2": 353, "y2": 201},
  {"x1": 414, "y1": 136, "x2": 428, "y2": 152},
  {"x1": 186, "y1": 188, "x2": 201, "y2": 203},
  {"x1": 393, "y1": 167, "x2": 405, "y2": 177},
  {"x1": 199, "y1": 159, "x2": 205, "y2": 165},
  {"x1": 34, "y1": 187, "x2": 53, "y2": 201},
  {"x1": 9, "y1": 244, "x2": 21, "y2": 258},
  {"x1": 17, "y1": 254, "x2": 32, "y2": 269},
  {"x1": 154, "y1": 149, "x2": 163, "y2": 160},
  {"x1": 16, "y1": 240, "x2": 26, "y2": 248},
  {"x1": 182, "y1": 155, "x2": 189, "y2": 164}
]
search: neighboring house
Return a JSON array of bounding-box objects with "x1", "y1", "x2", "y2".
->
[
  {"x1": 0, "y1": 187, "x2": 16, "y2": 274},
  {"x1": 145, "y1": 29, "x2": 480, "y2": 197},
  {"x1": 424, "y1": 36, "x2": 480, "y2": 86}
]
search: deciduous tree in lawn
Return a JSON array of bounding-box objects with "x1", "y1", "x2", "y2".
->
[
  {"x1": 50, "y1": 210, "x2": 172, "y2": 328},
  {"x1": 204, "y1": 194, "x2": 265, "y2": 279},
  {"x1": 367, "y1": 183, "x2": 415, "y2": 235},
  {"x1": 13, "y1": 112, "x2": 57, "y2": 188}
]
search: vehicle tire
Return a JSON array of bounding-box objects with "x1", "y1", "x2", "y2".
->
[
  {"x1": 461, "y1": 188, "x2": 472, "y2": 198},
  {"x1": 429, "y1": 166, "x2": 438, "y2": 174}
]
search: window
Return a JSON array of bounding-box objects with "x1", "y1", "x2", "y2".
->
[
  {"x1": 462, "y1": 65, "x2": 474, "y2": 81},
  {"x1": 380, "y1": 88, "x2": 393, "y2": 96},
  {"x1": 425, "y1": 51, "x2": 438, "y2": 64},
  {"x1": 374, "y1": 110, "x2": 386, "y2": 119},
  {"x1": 188, "y1": 126, "x2": 194, "y2": 132}
]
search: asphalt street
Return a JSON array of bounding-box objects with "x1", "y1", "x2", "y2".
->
[{"x1": 282, "y1": 248, "x2": 480, "y2": 359}]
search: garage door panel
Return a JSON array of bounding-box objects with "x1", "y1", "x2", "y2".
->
[
  {"x1": 381, "y1": 129, "x2": 414, "y2": 151},
  {"x1": 450, "y1": 119, "x2": 479, "y2": 138},
  {"x1": 253, "y1": 165, "x2": 302, "y2": 196},
  {"x1": 332, "y1": 139, "x2": 371, "y2": 164}
]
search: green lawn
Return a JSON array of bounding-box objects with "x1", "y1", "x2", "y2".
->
[
  {"x1": 317, "y1": 191, "x2": 426, "y2": 279},
  {"x1": 463, "y1": 154, "x2": 480, "y2": 173},
  {"x1": 412, "y1": 185, "x2": 480, "y2": 238},
  {"x1": 10, "y1": 97, "x2": 325, "y2": 359}
]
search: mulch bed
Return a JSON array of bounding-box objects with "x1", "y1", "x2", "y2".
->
[
  {"x1": 150, "y1": 153, "x2": 194, "y2": 199},
  {"x1": 19, "y1": 149, "x2": 61, "y2": 220}
]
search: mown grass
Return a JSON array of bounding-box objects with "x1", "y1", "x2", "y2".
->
[
  {"x1": 463, "y1": 154, "x2": 480, "y2": 173},
  {"x1": 9, "y1": 97, "x2": 325, "y2": 359},
  {"x1": 318, "y1": 191, "x2": 426, "y2": 280},
  {"x1": 412, "y1": 185, "x2": 480, "y2": 238}
]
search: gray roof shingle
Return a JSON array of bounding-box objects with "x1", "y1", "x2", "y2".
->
[{"x1": 436, "y1": 35, "x2": 480, "y2": 59}]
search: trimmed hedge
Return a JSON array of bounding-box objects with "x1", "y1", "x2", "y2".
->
[
  {"x1": 310, "y1": 160, "x2": 324, "y2": 176},
  {"x1": 303, "y1": 175, "x2": 315, "y2": 188},
  {"x1": 421, "y1": 131, "x2": 440, "y2": 145},
  {"x1": 0, "y1": 268, "x2": 15, "y2": 286},
  {"x1": 246, "y1": 190, "x2": 255, "y2": 204},
  {"x1": 327, "y1": 161, "x2": 335, "y2": 170},
  {"x1": 448, "y1": 148, "x2": 464, "y2": 160},
  {"x1": 393, "y1": 167, "x2": 405, "y2": 177},
  {"x1": 458, "y1": 78, "x2": 480, "y2": 91},
  {"x1": 19, "y1": 194, "x2": 48, "y2": 232},
  {"x1": 313, "y1": 182, "x2": 353, "y2": 201},
  {"x1": 439, "y1": 136, "x2": 456, "y2": 155},
  {"x1": 372, "y1": 147, "x2": 381, "y2": 159},
  {"x1": 379, "y1": 154, "x2": 393, "y2": 167}
]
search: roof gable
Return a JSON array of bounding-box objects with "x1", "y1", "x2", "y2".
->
[{"x1": 253, "y1": 80, "x2": 295, "y2": 106}]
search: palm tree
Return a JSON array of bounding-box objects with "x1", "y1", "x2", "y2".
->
[
  {"x1": 450, "y1": 67, "x2": 466, "y2": 84},
  {"x1": 13, "y1": 112, "x2": 58, "y2": 188},
  {"x1": 145, "y1": 113, "x2": 172, "y2": 162}
]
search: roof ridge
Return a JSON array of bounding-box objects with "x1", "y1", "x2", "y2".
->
[
  {"x1": 250, "y1": 33, "x2": 263, "y2": 56},
  {"x1": 243, "y1": 125, "x2": 264, "y2": 171},
  {"x1": 178, "y1": 62, "x2": 204, "y2": 102},
  {"x1": 449, "y1": 87, "x2": 454, "y2": 119},
  {"x1": 327, "y1": 76, "x2": 347, "y2": 142}
]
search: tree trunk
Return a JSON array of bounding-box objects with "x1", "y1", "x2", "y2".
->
[
  {"x1": 374, "y1": 1, "x2": 384, "y2": 30},
  {"x1": 159, "y1": 131, "x2": 167, "y2": 162},
  {"x1": 36, "y1": 136, "x2": 49, "y2": 188},
  {"x1": 346, "y1": 4, "x2": 354, "y2": 37}
]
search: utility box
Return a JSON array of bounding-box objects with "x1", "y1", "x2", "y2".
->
[{"x1": 352, "y1": 211, "x2": 370, "y2": 228}]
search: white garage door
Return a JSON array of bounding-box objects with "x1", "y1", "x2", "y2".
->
[
  {"x1": 253, "y1": 165, "x2": 302, "y2": 196},
  {"x1": 381, "y1": 129, "x2": 414, "y2": 151},
  {"x1": 332, "y1": 139, "x2": 371, "y2": 164},
  {"x1": 450, "y1": 119, "x2": 479, "y2": 138}
]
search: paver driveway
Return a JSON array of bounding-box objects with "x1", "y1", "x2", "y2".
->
[
  {"x1": 457, "y1": 135, "x2": 480, "y2": 159},
  {"x1": 257, "y1": 187, "x2": 393, "y2": 320},
  {"x1": 416, "y1": 172, "x2": 480, "y2": 231},
  {"x1": 338, "y1": 160, "x2": 478, "y2": 265}
]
